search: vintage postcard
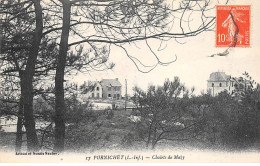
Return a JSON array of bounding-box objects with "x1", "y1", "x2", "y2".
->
[{"x1": 0, "y1": 0, "x2": 260, "y2": 163}]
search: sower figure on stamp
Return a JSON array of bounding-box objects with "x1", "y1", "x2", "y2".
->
[{"x1": 222, "y1": 8, "x2": 245, "y2": 46}]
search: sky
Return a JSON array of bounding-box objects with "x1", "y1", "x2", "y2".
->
[{"x1": 69, "y1": 0, "x2": 260, "y2": 96}]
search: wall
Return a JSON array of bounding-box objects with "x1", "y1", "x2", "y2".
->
[
  {"x1": 207, "y1": 81, "x2": 235, "y2": 96},
  {"x1": 83, "y1": 83, "x2": 103, "y2": 99},
  {"x1": 102, "y1": 86, "x2": 121, "y2": 99}
]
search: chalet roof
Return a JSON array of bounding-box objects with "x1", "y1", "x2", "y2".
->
[
  {"x1": 208, "y1": 72, "x2": 231, "y2": 82},
  {"x1": 84, "y1": 81, "x2": 101, "y2": 87},
  {"x1": 100, "y1": 79, "x2": 122, "y2": 87}
]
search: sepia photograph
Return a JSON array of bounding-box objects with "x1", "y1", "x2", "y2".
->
[{"x1": 0, "y1": 0, "x2": 260, "y2": 163}]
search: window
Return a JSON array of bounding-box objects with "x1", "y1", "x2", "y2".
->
[
  {"x1": 92, "y1": 93, "x2": 94, "y2": 98},
  {"x1": 97, "y1": 93, "x2": 100, "y2": 98},
  {"x1": 219, "y1": 83, "x2": 222, "y2": 87},
  {"x1": 108, "y1": 87, "x2": 111, "y2": 91},
  {"x1": 117, "y1": 94, "x2": 120, "y2": 99},
  {"x1": 212, "y1": 83, "x2": 214, "y2": 87},
  {"x1": 113, "y1": 94, "x2": 116, "y2": 98},
  {"x1": 114, "y1": 87, "x2": 117, "y2": 91},
  {"x1": 96, "y1": 87, "x2": 99, "y2": 91},
  {"x1": 108, "y1": 94, "x2": 111, "y2": 97}
]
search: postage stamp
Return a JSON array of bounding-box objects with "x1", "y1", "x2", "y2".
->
[{"x1": 216, "y1": 5, "x2": 250, "y2": 47}]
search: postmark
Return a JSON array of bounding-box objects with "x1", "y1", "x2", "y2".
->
[{"x1": 216, "y1": 5, "x2": 250, "y2": 47}]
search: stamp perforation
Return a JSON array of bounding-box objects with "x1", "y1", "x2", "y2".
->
[{"x1": 216, "y1": 5, "x2": 250, "y2": 48}]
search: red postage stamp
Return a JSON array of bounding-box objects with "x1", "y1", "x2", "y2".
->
[{"x1": 216, "y1": 5, "x2": 250, "y2": 47}]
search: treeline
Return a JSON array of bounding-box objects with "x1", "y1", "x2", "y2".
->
[
  {"x1": 129, "y1": 75, "x2": 260, "y2": 150},
  {"x1": 59, "y1": 75, "x2": 260, "y2": 151}
]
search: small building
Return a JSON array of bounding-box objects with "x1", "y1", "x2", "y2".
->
[
  {"x1": 80, "y1": 81, "x2": 103, "y2": 99},
  {"x1": 81, "y1": 78, "x2": 122, "y2": 100},
  {"x1": 89, "y1": 82, "x2": 103, "y2": 99},
  {"x1": 207, "y1": 71, "x2": 251, "y2": 96},
  {"x1": 100, "y1": 78, "x2": 122, "y2": 99},
  {"x1": 207, "y1": 71, "x2": 235, "y2": 96}
]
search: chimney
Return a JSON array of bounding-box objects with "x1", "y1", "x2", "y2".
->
[{"x1": 115, "y1": 78, "x2": 118, "y2": 81}]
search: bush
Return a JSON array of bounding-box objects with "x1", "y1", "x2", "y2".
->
[{"x1": 121, "y1": 132, "x2": 135, "y2": 148}]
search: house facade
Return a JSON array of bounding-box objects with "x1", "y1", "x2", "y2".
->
[
  {"x1": 80, "y1": 81, "x2": 103, "y2": 99},
  {"x1": 207, "y1": 71, "x2": 235, "y2": 96},
  {"x1": 207, "y1": 71, "x2": 251, "y2": 96},
  {"x1": 82, "y1": 78, "x2": 122, "y2": 99},
  {"x1": 100, "y1": 78, "x2": 122, "y2": 99},
  {"x1": 89, "y1": 82, "x2": 103, "y2": 99}
]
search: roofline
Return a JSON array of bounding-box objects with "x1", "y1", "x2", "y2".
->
[{"x1": 207, "y1": 80, "x2": 230, "y2": 82}]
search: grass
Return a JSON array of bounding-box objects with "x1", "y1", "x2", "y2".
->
[
  {"x1": 64, "y1": 109, "x2": 137, "y2": 152},
  {"x1": 1, "y1": 107, "x2": 260, "y2": 153},
  {"x1": 0, "y1": 131, "x2": 16, "y2": 151}
]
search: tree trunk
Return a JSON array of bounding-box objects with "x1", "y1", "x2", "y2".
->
[
  {"x1": 21, "y1": 0, "x2": 43, "y2": 152},
  {"x1": 151, "y1": 141, "x2": 157, "y2": 150},
  {"x1": 21, "y1": 77, "x2": 39, "y2": 151},
  {"x1": 15, "y1": 100, "x2": 23, "y2": 152},
  {"x1": 53, "y1": 0, "x2": 71, "y2": 153},
  {"x1": 146, "y1": 123, "x2": 153, "y2": 148}
]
